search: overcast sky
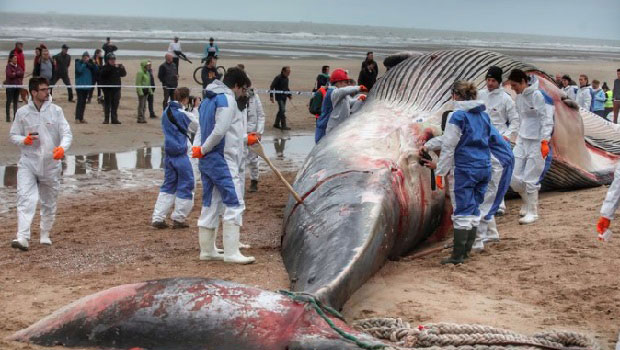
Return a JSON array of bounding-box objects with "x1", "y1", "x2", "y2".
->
[{"x1": 1, "y1": 0, "x2": 619, "y2": 41}]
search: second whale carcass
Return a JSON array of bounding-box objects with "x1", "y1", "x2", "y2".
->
[{"x1": 282, "y1": 49, "x2": 620, "y2": 310}]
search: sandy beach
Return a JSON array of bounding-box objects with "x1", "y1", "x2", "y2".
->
[{"x1": 1, "y1": 54, "x2": 619, "y2": 349}]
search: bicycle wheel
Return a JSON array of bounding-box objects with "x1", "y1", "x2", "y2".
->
[{"x1": 193, "y1": 66, "x2": 203, "y2": 85}]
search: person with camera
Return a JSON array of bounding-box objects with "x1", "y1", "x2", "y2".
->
[
  {"x1": 9, "y1": 77, "x2": 72, "y2": 251},
  {"x1": 135, "y1": 60, "x2": 153, "y2": 124},
  {"x1": 74, "y1": 51, "x2": 98, "y2": 124},
  {"x1": 99, "y1": 53, "x2": 126, "y2": 124},
  {"x1": 201, "y1": 56, "x2": 221, "y2": 98},
  {"x1": 158, "y1": 53, "x2": 178, "y2": 111},
  {"x1": 151, "y1": 87, "x2": 200, "y2": 229}
]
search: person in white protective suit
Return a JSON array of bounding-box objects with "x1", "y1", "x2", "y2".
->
[
  {"x1": 596, "y1": 162, "x2": 620, "y2": 237},
  {"x1": 508, "y1": 69, "x2": 555, "y2": 225},
  {"x1": 192, "y1": 67, "x2": 255, "y2": 264},
  {"x1": 9, "y1": 77, "x2": 72, "y2": 251},
  {"x1": 244, "y1": 88, "x2": 265, "y2": 193},
  {"x1": 151, "y1": 87, "x2": 199, "y2": 229},
  {"x1": 475, "y1": 66, "x2": 519, "y2": 249},
  {"x1": 576, "y1": 74, "x2": 592, "y2": 111}
]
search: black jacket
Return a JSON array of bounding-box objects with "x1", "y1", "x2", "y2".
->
[
  {"x1": 270, "y1": 74, "x2": 290, "y2": 101},
  {"x1": 53, "y1": 52, "x2": 71, "y2": 75},
  {"x1": 99, "y1": 64, "x2": 127, "y2": 87},
  {"x1": 358, "y1": 60, "x2": 378, "y2": 90},
  {"x1": 201, "y1": 66, "x2": 221, "y2": 88},
  {"x1": 158, "y1": 62, "x2": 178, "y2": 88}
]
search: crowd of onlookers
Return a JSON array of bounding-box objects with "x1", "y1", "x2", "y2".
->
[{"x1": 554, "y1": 70, "x2": 620, "y2": 123}]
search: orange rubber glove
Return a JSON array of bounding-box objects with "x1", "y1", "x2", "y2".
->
[
  {"x1": 541, "y1": 140, "x2": 549, "y2": 159},
  {"x1": 24, "y1": 133, "x2": 35, "y2": 145},
  {"x1": 436, "y1": 175, "x2": 443, "y2": 190},
  {"x1": 52, "y1": 147, "x2": 64, "y2": 160},
  {"x1": 192, "y1": 146, "x2": 203, "y2": 159},
  {"x1": 359, "y1": 85, "x2": 368, "y2": 93},
  {"x1": 247, "y1": 132, "x2": 259, "y2": 146},
  {"x1": 596, "y1": 217, "x2": 610, "y2": 234},
  {"x1": 358, "y1": 95, "x2": 367, "y2": 101}
]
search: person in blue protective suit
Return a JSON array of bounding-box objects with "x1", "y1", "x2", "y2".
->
[
  {"x1": 192, "y1": 67, "x2": 255, "y2": 264},
  {"x1": 421, "y1": 80, "x2": 507, "y2": 265},
  {"x1": 10, "y1": 77, "x2": 72, "y2": 251},
  {"x1": 508, "y1": 69, "x2": 554, "y2": 225},
  {"x1": 151, "y1": 87, "x2": 199, "y2": 229}
]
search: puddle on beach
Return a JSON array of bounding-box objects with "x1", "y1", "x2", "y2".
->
[{"x1": 0, "y1": 133, "x2": 315, "y2": 214}]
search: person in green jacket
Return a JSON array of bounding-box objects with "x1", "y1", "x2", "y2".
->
[
  {"x1": 603, "y1": 82, "x2": 613, "y2": 119},
  {"x1": 136, "y1": 60, "x2": 153, "y2": 124}
]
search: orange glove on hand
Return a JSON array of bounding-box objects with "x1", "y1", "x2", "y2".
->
[
  {"x1": 24, "y1": 133, "x2": 36, "y2": 145},
  {"x1": 358, "y1": 95, "x2": 367, "y2": 102},
  {"x1": 247, "y1": 132, "x2": 259, "y2": 146},
  {"x1": 192, "y1": 146, "x2": 203, "y2": 159},
  {"x1": 596, "y1": 217, "x2": 610, "y2": 234},
  {"x1": 52, "y1": 147, "x2": 64, "y2": 160},
  {"x1": 359, "y1": 85, "x2": 368, "y2": 93},
  {"x1": 436, "y1": 175, "x2": 443, "y2": 190},
  {"x1": 541, "y1": 140, "x2": 550, "y2": 159}
]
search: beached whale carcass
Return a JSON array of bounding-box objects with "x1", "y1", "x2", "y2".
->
[
  {"x1": 282, "y1": 49, "x2": 620, "y2": 310},
  {"x1": 8, "y1": 278, "x2": 385, "y2": 350}
]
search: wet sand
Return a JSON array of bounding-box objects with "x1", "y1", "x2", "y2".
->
[{"x1": 1, "y1": 56, "x2": 619, "y2": 349}]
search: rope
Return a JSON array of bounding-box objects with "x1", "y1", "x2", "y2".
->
[
  {"x1": 277, "y1": 290, "x2": 386, "y2": 350},
  {"x1": 353, "y1": 318, "x2": 600, "y2": 350},
  {"x1": 0, "y1": 84, "x2": 314, "y2": 95}
]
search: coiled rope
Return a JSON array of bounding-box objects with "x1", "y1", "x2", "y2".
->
[{"x1": 353, "y1": 318, "x2": 600, "y2": 350}]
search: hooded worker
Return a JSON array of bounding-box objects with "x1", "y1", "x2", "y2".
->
[
  {"x1": 9, "y1": 77, "x2": 72, "y2": 251},
  {"x1": 151, "y1": 87, "x2": 199, "y2": 229},
  {"x1": 508, "y1": 69, "x2": 554, "y2": 225},
  {"x1": 475, "y1": 66, "x2": 518, "y2": 247},
  {"x1": 245, "y1": 88, "x2": 265, "y2": 193},
  {"x1": 192, "y1": 67, "x2": 255, "y2": 264}
]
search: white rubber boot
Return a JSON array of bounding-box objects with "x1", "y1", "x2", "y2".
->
[
  {"x1": 472, "y1": 221, "x2": 486, "y2": 253},
  {"x1": 199, "y1": 227, "x2": 224, "y2": 261},
  {"x1": 11, "y1": 237, "x2": 29, "y2": 251},
  {"x1": 519, "y1": 192, "x2": 539, "y2": 225},
  {"x1": 518, "y1": 192, "x2": 528, "y2": 217},
  {"x1": 40, "y1": 231, "x2": 52, "y2": 246},
  {"x1": 484, "y1": 218, "x2": 500, "y2": 243},
  {"x1": 223, "y1": 221, "x2": 255, "y2": 264}
]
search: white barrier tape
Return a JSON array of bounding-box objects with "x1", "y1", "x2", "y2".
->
[{"x1": 0, "y1": 84, "x2": 314, "y2": 96}]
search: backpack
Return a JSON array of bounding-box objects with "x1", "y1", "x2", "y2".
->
[{"x1": 309, "y1": 87, "x2": 326, "y2": 116}]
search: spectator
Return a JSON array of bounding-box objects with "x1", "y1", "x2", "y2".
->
[
  {"x1": 158, "y1": 53, "x2": 178, "y2": 110},
  {"x1": 269, "y1": 66, "x2": 292, "y2": 130},
  {"x1": 201, "y1": 56, "x2": 221, "y2": 97},
  {"x1": 74, "y1": 51, "x2": 98, "y2": 124},
  {"x1": 87, "y1": 49, "x2": 104, "y2": 104},
  {"x1": 52, "y1": 44, "x2": 74, "y2": 102},
  {"x1": 576, "y1": 74, "x2": 592, "y2": 110},
  {"x1": 33, "y1": 47, "x2": 42, "y2": 69},
  {"x1": 146, "y1": 60, "x2": 157, "y2": 119},
  {"x1": 561, "y1": 75, "x2": 578, "y2": 100},
  {"x1": 315, "y1": 65, "x2": 330, "y2": 91},
  {"x1": 358, "y1": 52, "x2": 379, "y2": 91},
  {"x1": 135, "y1": 60, "x2": 153, "y2": 124},
  {"x1": 102, "y1": 37, "x2": 118, "y2": 65},
  {"x1": 33, "y1": 48, "x2": 55, "y2": 83},
  {"x1": 9, "y1": 42, "x2": 25, "y2": 73},
  {"x1": 167, "y1": 36, "x2": 190, "y2": 73},
  {"x1": 554, "y1": 74, "x2": 563, "y2": 89},
  {"x1": 203, "y1": 37, "x2": 219, "y2": 59},
  {"x1": 5, "y1": 53, "x2": 24, "y2": 122},
  {"x1": 603, "y1": 82, "x2": 613, "y2": 119},
  {"x1": 591, "y1": 80, "x2": 607, "y2": 118},
  {"x1": 614, "y1": 69, "x2": 620, "y2": 124},
  {"x1": 99, "y1": 53, "x2": 126, "y2": 124}
]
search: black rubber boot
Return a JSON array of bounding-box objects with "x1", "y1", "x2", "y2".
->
[
  {"x1": 463, "y1": 227, "x2": 477, "y2": 259},
  {"x1": 249, "y1": 180, "x2": 258, "y2": 192},
  {"x1": 441, "y1": 229, "x2": 468, "y2": 265}
]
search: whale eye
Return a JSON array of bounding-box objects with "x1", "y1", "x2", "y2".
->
[{"x1": 307, "y1": 276, "x2": 316, "y2": 284}]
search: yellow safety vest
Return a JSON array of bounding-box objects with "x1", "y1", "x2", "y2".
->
[{"x1": 605, "y1": 90, "x2": 613, "y2": 108}]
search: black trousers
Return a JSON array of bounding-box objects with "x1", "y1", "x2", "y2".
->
[
  {"x1": 162, "y1": 86, "x2": 175, "y2": 110},
  {"x1": 173, "y1": 57, "x2": 179, "y2": 73},
  {"x1": 87, "y1": 84, "x2": 102, "y2": 102},
  {"x1": 51, "y1": 73, "x2": 74, "y2": 101},
  {"x1": 102, "y1": 88, "x2": 121, "y2": 123},
  {"x1": 275, "y1": 99, "x2": 287, "y2": 127},
  {"x1": 147, "y1": 93, "x2": 156, "y2": 117},
  {"x1": 6, "y1": 88, "x2": 19, "y2": 122},
  {"x1": 75, "y1": 89, "x2": 89, "y2": 121}
]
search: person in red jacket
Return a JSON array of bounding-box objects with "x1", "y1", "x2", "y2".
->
[
  {"x1": 5, "y1": 53, "x2": 24, "y2": 122},
  {"x1": 9, "y1": 42, "x2": 27, "y2": 102}
]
